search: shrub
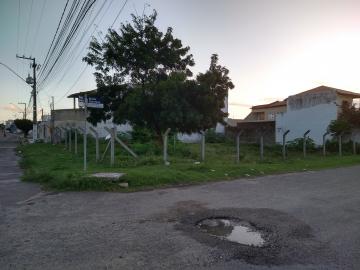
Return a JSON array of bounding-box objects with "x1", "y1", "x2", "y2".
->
[
  {"x1": 130, "y1": 126, "x2": 156, "y2": 143},
  {"x1": 205, "y1": 128, "x2": 226, "y2": 143},
  {"x1": 287, "y1": 137, "x2": 316, "y2": 151}
]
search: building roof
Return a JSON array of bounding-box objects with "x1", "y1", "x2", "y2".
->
[
  {"x1": 292, "y1": 85, "x2": 360, "y2": 98},
  {"x1": 250, "y1": 86, "x2": 360, "y2": 111},
  {"x1": 251, "y1": 100, "x2": 287, "y2": 110},
  {"x1": 67, "y1": 89, "x2": 97, "y2": 98}
]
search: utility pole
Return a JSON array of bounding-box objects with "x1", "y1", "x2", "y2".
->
[
  {"x1": 16, "y1": 54, "x2": 38, "y2": 141},
  {"x1": 17, "y1": 102, "x2": 26, "y2": 119}
]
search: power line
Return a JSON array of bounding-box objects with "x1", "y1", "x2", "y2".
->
[
  {"x1": 111, "y1": 0, "x2": 128, "y2": 27},
  {"x1": 39, "y1": 0, "x2": 129, "y2": 107},
  {"x1": 30, "y1": 0, "x2": 47, "y2": 55},
  {"x1": 39, "y1": 0, "x2": 70, "y2": 79},
  {"x1": 38, "y1": 1, "x2": 97, "y2": 91},
  {"x1": 38, "y1": 0, "x2": 96, "y2": 86},
  {"x1": 39, "y1": 0, "x2": 113, "y2": 93},
  {"x1": 16, "y1": 0, "x2": 21, "y2": 54},
  {"x1": 56, "y1": 64, "x2": 88, "y2": 103},
  {"x1": 24, "y1": 0, "x2": 34, "y2": 54},
  {"x1": 0, "y1": 62, "x2": 29, "y2": 85},
  {"x1": 54, "y1": 0, "x2": 128, "y2": 103},
  {"x1": 38, "y1": 0, "x2": 110, "y2": 92}
]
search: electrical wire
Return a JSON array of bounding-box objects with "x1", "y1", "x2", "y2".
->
[
  {"x1": 30, "y1": 0, "x2": 47, "y2": 55},
  {"x1": 56, "y1": 64, "x2": 88, "y2": 103},
  {"x1": 111, "y1": 0, "x2": 128, "y2": 27},
  {"x1": 39, "y1": 0, "x2": 70, "y2": 79},
  {"x1": 24, "y1": 0, "x2": 34, "y2": 54},
  {"x1": 39, "y1": 0, "x2": 113, "y2": 93},
  {"x1": 38, "y1": 0, "x2": 96, "y2": 86},
  {"x1": 16, "y1": 0, "x2": 21, "y2": 54}
]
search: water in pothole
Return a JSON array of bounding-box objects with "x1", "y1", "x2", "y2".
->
[{"x1": 197, "y1": 218, "x2": 265, "y2": 246}]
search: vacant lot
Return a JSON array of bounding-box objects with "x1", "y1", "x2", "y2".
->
[{"x1": 19, "y1": 137, "x2": 360, "y2": 191}]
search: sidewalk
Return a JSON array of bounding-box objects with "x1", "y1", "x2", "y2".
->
[{"x1": 0, "y1": 133, "x2": 41, "y2": 207}]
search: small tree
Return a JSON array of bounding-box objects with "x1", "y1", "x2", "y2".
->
[
  {"x1": 328, "y1": 119, "x2": 351, "y2": 136},
  {"x1": 14, "y1": 119, "x2": 33, "y2": 137}
]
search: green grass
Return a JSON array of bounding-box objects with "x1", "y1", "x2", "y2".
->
[{"x1": 18, "y1": 138, "x2": 360, "y2": 191}]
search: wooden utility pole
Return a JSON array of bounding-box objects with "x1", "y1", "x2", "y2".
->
[{"x1": 16, "y1": 55, "x2": 37, "y2": 141}]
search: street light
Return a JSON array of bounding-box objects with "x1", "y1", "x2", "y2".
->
[{"x1": 18, "y1": 102, "x2": 27, "y2": 119}]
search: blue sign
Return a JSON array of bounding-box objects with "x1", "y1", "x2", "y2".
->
[{"x1": 78, "y1": 96, "x2": 104, "y2": 109}]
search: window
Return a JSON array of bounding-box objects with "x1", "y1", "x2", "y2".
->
[{"x1": 268, "y1": 112, "x2": 275, "y2": 120}]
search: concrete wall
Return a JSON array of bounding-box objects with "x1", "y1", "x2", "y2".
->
[
  {"x1": 276, "y1": 103, "x2": 337, "y2": 145},
  {"x1": 53, "y1": 109, "x2": 132, "y2": 138},
  {"x1": 235, "y1": 121, "x2": 275, "y2": 144}
]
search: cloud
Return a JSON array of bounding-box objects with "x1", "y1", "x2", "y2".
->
[
  {"x1": 1, "y1": 104, "x2": 22, "y2": 112},
  {"x1": 260, "y1": 97, "x2": 284, "y2": 103},
  {"x1": 228, "y1": 102, "x2": 252, "y2": 108}
]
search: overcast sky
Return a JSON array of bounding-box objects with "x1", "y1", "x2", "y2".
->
[{"x1": 1, "y1": 0, "x2": 360, "y2": 122}]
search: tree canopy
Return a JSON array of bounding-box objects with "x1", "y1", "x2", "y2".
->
[
  {"x1": 328, "y1": 101, "x2": 360, "y2": 136},
  {"x1": 14, "y1": 119, "x2": 33, "y2": 137},
  {"x1": 83, "y1": 10, "x2": 234, "y2": 141}
]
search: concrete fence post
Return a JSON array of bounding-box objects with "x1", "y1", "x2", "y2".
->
[
  {"x1": 103, "y1": 126, "x2": 138, "y2": 165},
  {"x1": 322, "y1": 131, "x2": 330, "y2": 156},
  {"x1": 61, "y1": 127, "x2": 68, "y2": 149},
  {"x1": 282, "y1": 130, "x2": 290, "y2": 160},
  {"x1": 260, "y1": 135, "x2": 264, "y2": 161},
  {"x1": 338, "y1": 134, "x2": 342, "y2": 157},
  {"x1": 55, "y1": 127, "x2": 60, "y2": 144},
  {"x1": 200, "y1": 131, "x2": 205, "y2": 162},
  {"x1": 68, "y1": 127, "x2": 72, "y2": 152},
  {"x1": 89, "y1": 127, "x2": 99, "y2": 162},
  {"x1": 74, "y1": 128, "x2": 78, "y2": 155},
  {"x1": 163, "y1": 128, "x2": 171, "y2": 165},
  {"x1": 110, "y1": 127, "x2": 115, "y2": 166},
  {"x1": 353, "y1": 141, "x2": 357, "y2": 155},
  {"x1": 303, "y1": 130, "x2": 311, "y2": 158},
  {"x1": 102, "y1": 126, "x2": 117, "y2": 166},
  {"x1": 236, "y1": 130, "x2": 243, "y2": 164}
]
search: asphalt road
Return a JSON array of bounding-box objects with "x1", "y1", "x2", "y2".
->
[{"x1": 1, "y1": 136, "x2": 360, "y2": 269}]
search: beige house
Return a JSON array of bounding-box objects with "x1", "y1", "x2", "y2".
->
[{"x1": 245, "y1": 100, "x2": 287, "y2": 121}]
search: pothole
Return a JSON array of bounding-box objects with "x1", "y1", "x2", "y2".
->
[{"x1": 197, "y1": 217, "x2": 265, "y2": 247}]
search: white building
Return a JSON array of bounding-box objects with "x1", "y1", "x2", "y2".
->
[{"x1": 275, "y1": 86, "x2": 360, "y2": 145}]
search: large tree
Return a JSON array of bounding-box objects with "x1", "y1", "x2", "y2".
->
[{"x1": 83, "y1": 10, "x2": 234, "y2": 142}]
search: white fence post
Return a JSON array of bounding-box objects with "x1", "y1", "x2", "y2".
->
[
  {"x1": 338, "y1": 134, "x2": 342, "y2": 157},
  {"x1": 282, "y1": 130, "x2": 290, "y2": 160},
  {"x1": 200, "y1": 131, "x2": 205, "y2": 162},
  {"x1": 68, "y1": 127, "x2": 72, "y2": 152},
  {"x1": 61, "y1": 127, "x2": 68, "y2": 149},
  {"x1": 236, "y1": 130, "x2": 243, "y2": 164},
  {"x1": 303, "y1": 130, "x2": 311, "y2": 158},
  {"x1": 74, "y1": 127, "x2": 78, "y2": 154},
  {"x1": 260, "y1": 135, "x2": 264, "y2": 161},
  {"x1": 163, "y1": 128, "x2": 171, "y2": 165},
  {"x1": 322, "y1": 131, "x2": 329, "y2": 156},
  {"x1": 89, "y1": 127, "x2": 99, "y2": 162}
]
